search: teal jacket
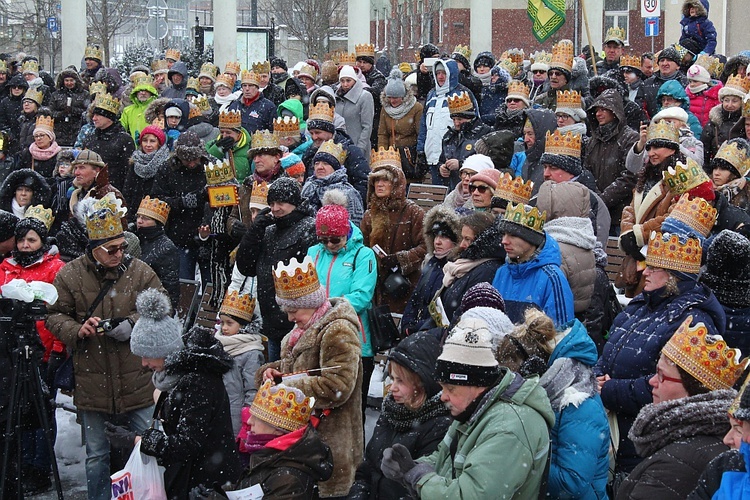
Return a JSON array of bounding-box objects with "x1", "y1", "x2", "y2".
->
[
  {"x1": 417, "y1": 369, "x2": 555, "y2": 499},
  {"x1": 306, "y1": 224, "x2": 377, "y2": 357}
]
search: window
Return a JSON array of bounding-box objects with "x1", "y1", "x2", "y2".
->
[{"x1": 604, "y1": 0, "x2": 629, "y2": 45}]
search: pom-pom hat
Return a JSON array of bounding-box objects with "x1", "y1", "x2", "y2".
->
[
  {"x1": 435, "y1": 317, "x2": 501, "y2": 387},
  {"x1": 130, "y1": 288, "x2": 183, "y2": 358},
  {"x1": 316, "y1": 190, "x2": 350, "y2": 238}
]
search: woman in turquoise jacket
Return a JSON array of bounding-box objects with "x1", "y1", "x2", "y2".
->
[{"x1": 306, "y1": 190, "x2": 377, "y2": 405}]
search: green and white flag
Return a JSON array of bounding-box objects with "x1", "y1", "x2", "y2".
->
[{"x1": 528, "y1": 0, "x2": 566, "y2": 43}]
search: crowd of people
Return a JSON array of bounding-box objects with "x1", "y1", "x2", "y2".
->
[{"x1": 4, "y1": 0, "x2": 750, "y2": 496}]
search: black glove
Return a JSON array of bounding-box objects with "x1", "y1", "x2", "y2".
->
[
  {"x1": 216, "y1": 136, "x2": 235, "y2": 151},
  {"x1": 46, "y1": 351, "x2": 66, "y2": 385},
  {"x1": 104, "y1": 422, "x2": 137, "y2": 448},
  {"x1": 381, "y1": 443, "x2": 416, "y2": 482},
  {"x1": 230, "y1": 220, "x2": 247, "y2": 240},
  {"x1": 251, "y1": 208, "x2": 275, "y2": 230},
  {"x1": 188, "y1": 484, "x2": 214, "y2": 499},
  {"x1": 182, "y1": 191, "x2": 200, "y2": 209},
  {"x1": 381, "y1": 253, "x2": 399, "y2": 270},
  {"x1": 619, "y1": 231, "x2": 644, "y2": 260}
]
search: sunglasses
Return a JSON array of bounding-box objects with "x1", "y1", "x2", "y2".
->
[
  {"x1": 548, "y1": 70, "x2": 564, "y2": 77},
  {"x1": 100, "y1": 242, "x2": 129, "y2": 255},
  {"x1": 468, "y1": 184, "x2": 491, "y2": 194},
  {"x1": 532, "y1": 69, "x2": 547, "y2": 74},
  {"x1": 506, "y1": 98, "x2": 523, "y2": 103},
  {"x1": 319, "y1": 236, "x2": 342, "y2": 245}
]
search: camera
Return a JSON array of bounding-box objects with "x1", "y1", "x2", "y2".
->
[
  {"x1": 95, "y1": 317, "x2": 125, "y2": 335},
  {"x1": 0, "y1": 298, "x2": 47, "y2": 357}
]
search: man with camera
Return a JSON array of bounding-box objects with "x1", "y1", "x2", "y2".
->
[{"x1": 46, "y1": 194, "x2": 165, "y2": 500}]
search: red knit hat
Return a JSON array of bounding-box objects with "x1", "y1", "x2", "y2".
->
[
  {"x1": 316, "y1": 204, "x2": 350, "y2": 237},
  {"x1": 140, "y1": 125, "x2": 166, "y2": 147}
]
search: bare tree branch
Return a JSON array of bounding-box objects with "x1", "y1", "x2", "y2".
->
[
  {"x1": 86, "y1": 0, "x2": 146, "y2": 63},
  {"x1": 261, "y1": 0, "x2": 347, "y2": 57}
]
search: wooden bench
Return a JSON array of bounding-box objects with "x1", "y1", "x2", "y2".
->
[
  {"x1": 193, "y1": 284, "x2": 219, "y2": 330},
  {"x1": 177, "y1": 279, "x2": 201, "y2": 332},
  {"x1": 406, "y1": 183, "x2": 448, "y2": 210},
  {"x1": 605, "y1": 236, "x2": 626, "y2": 285}
]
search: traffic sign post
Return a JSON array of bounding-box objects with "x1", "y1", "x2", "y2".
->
[
  {"x1": 641, "y1": 0, "x2": 660, "y2": 17},
  {"x1": 645, "y1": 17, "x2": 659, "y2": 37},
  {"x1": 47, "y1": 16, "x2": 58, "y2": 33}
]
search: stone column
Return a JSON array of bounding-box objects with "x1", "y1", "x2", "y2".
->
[
  {"x1": 214, "y1": 0, "x2": 237, "y2": 69},
  {"x1": 61, "y1": 0, "x2": 87, "y2": 69},
  {"x1": 348, "y1": 0, "x2": 370, "y2": 52},
  {"x1": 470, "y1": 0, "x2": 492, "y2": 58}
]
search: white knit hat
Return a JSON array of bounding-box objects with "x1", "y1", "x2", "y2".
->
[
  {"x1": 460, "y1": 153, "x2": 495, "y2": 173},
  {"x1": 653, "y1": 106, "x2": 689, "y2": 124},
  {"x1": 435, "y1": 317, "x2": 501, "y2": 386},
  {"x1": 339, "y1": 65, "x2": 357, "y2": 81},
  {"x1": 687, "y1": 64, "x2": 711, "y2": 83}
]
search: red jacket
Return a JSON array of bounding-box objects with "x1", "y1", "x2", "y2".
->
[
  {"x1": 0, "y1": 249, "x2": 66, "y2": 360},
  {"x1": 686, "y1": 82, "x2": 722, "y2": 127}
]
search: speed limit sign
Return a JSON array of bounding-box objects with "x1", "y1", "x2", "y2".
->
[{"x1": 641, "y1": 0, "x2": 660, "y2": 17}]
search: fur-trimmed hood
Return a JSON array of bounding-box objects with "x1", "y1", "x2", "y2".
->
[
  {"x1": 0, "y1": 168, "x2": 51, "y2": 209},
  {"x1": 422, "y1": 204, "x2": 462, "y2": 255},
  {"x1": 145, "y1": 97, "x2": 173, "y2": 124},
  {"x1": 55, "y1": 67, "x2": 85, "y2": 91},
  {"x1": 366, "y1": 163, "x2": 407, "y2": 208},
  {"x1": 589, "y1": 72, "x2": 627, "y2": 99},
  {"x1": 682, "y1": 0, "x2": 708, "y2": 18},
  {"x1": 720, "y1": 55, "x2": 750, "y2": 84}
]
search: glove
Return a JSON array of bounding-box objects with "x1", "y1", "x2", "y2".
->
[
  {"x1": 188, "y1": 484, "x2": 213, "y2": 499},
  {"x1": 105, "y1": 318, "x2": 133, "y2": 342},
  {"x1": 381, "y1": 443, "x2": 416, "y2": 482},
  {"x1": 381, "y1": 253, "x2": 399, "y2": 270},
  {"x1": 104, "y1": 422, "x2": 137, "y2": 448},
  {"x1": 182, "y1": 191, "x2": 200, "y2": 209},
  {"x1": 403, "y1": 462, "x2": 436, "y2": 496},
  {"x1": 216, "y1": 136, "x2": 235, "y2": 151},
  {"x1": 230, "y1": 220, "x2": 247, "y2": 240},
  {"x1": 619, "y1": 231, "x2": 643, "y2": 260},
  {"x1": 251, "y1": 208, "x2": 275, "y2": 231},
  {"x1": 46, "y1": 351, "x2": 66, "y2": 384}
]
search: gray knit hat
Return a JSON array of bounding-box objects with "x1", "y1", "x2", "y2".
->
[
  {"x1": 384, "y1": 68, "x2": 407, "y2": 98},
  {"x1": 130, "y1": 288, "x2": 183, "y2": 359}
]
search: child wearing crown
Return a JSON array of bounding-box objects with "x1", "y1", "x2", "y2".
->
[{"x1": 702, "y1": 73, "x2": 750, "y2": 167}]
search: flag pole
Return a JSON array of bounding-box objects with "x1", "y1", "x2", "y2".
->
[{"x1": 580, "y1": 0, "x2": 597, "y2": 76}]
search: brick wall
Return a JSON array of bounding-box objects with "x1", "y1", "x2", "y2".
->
[{"x1": 627, "y1": 12, "x2": 666, "y2": 56}]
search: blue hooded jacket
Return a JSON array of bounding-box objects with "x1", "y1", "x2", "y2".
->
[
  {"x1": 680, "y1": 0, "x2": 717, "y2": 55},
  {"x1": 713, "y1": 441, "x2": 750, "y2": 499},
  {"x1": 544, "y1": 319, "x2": 609, "y2": 500},
  {"x1": 492, "y1": 232, "x2": 574, "y2": 327},
  {"x1": 656, "y1": 79, "x2": 704, "y2": 138}
]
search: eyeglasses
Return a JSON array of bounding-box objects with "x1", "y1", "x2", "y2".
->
[
  {"x1": 548, "y1": 70, "x2": 564, "y2": 77},
  {"x1": 32, "y1": 134, "x2": 47, "y2": 139},
  {"x1": 468, "y1": 184, "x2": 491, "y2": 194},
  {"x1": 532, "y1": 70, "x2": 547, "y2": 74},
  {"x1": 100, "y1": 242, "x2": 129, "y2": 255},
  {"x1": 319, "y1": 236, "x2": 342, "y2": 245},
  {"x1": 460, "y1": 170, "x2": 476, "y2": 178},
  {"x1": 655, "y1": 368, "x2": 682, "y2": 384}
]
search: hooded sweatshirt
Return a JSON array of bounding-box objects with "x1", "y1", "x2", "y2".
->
[
  {"x1": 162, "y1": 61, "x2": 188, "y2": 99},
  {"x1": 121, "y1": 80, "x2": 159, "y2": 139},
  {"x1": 521, "y1": 108, "x2": 557, "y2": 195}
]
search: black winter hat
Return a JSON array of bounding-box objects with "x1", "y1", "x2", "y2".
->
[
  {"x1": 173, "y1": 131, "x2": 207, "y2": 164},
  {"x1": 0, "y1": 209, "x2": 18, "y2": 242},
  {"x1": 419, "y1": 44, "x2": 440, "y2": 62},
  {"x1": 8, "y1": 73, "x2": 28, "y2": 90},
  {"x1": 473, "y1": 52, "x2": 496, "y2": 72},
  {"x1": 270, "y1": 57, "x2": 287, "y2": 71},
  {"x1": 474, "y1": 130, "x2": 515, "y2": 171},
  {"x1": 451, "y1": 52, "x2": 470, "y2": 71},
  {"x1": 701, "y1": 229, "x2": 750, "y2": 309},
  {"x1": 540, "y1": 152, "x2": 582, "y2": 176},
  {"x1": 388, "y1": 331, "x2": 443, "y2": 398},
  {"x1": 658, "y1": 46, "x2": 682, "y2": 65},
  {"x1": 734, "y1": 377, "x2": 750, "y2": 421},
  {"x1": 15, "y1": 215, "x2": 48, "y2": 241},
  {"x1": 267, "y1": 177, "x2": 303, "y2": 207}
]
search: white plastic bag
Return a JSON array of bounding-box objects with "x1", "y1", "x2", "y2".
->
[{"x1": 111, "y1": 441, "x2": 167, "y2": 500}]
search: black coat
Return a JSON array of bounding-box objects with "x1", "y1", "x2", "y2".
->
[
  {"x1": 81, "y1": 121, "x2": 136, "y2": 190},
  {"x1": 16, "y1": 149, "x2": 58, "y2": 180},
  {"x1": 636, "y1": 71, "x2": 689, "y2": 119},
  {"x1": 262, "y1": 82, "x2": 286, "y2": 107},
  {"x1": 364, "y1": 67, "x2": 387, "y2": 149},
  {"x1": 400, "y1": 255, "x2": 448, "y2": 335},
  {"x1": 56, "y1": 217, "x2": 87, "y2": 262},
  {"x1": 17, "y1": 111, "x2": 37, "y2": 153},
  {"x1": 151, "y1": 156, "x2": 209, "y2": 250},
  {"x1": 687, "y1": 449, "x2": 745, "y2": 500},
  {"x1": 439, "y1": 117, "x2": 492, "y2": 167},
  {"x1": 48, "y1": 69, "x2": 89, "y2": 146},
  {"x1": 0, "y1": 93, "x2": 25, "y2": 152},
  {"x1": 138, "y1": 225, "x2": 180, "y2": 310},
  {"x1": 140, "y1": 327, "x2": 241, "y2": 500},
  {"x1": 236, "y1": 206, "x2": 317, "y2": 342}
]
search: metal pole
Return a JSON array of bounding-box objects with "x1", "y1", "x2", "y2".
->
[{"x1": 580, "y1": 0, "x2": 597, "y2": 76}]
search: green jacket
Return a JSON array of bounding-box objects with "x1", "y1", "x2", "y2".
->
[
  {"x1": 120, "y1": 83, "x2": 158, "y2": 140},
  {"x1": 278, "y1": 98, "x2": 306, "y2": 130},
  {"x1": 206, "y1": 127, "x2": 251, "y2": 182},
  {"x1": 417, "y1": 369, "x2": 555, "y2": 499}
]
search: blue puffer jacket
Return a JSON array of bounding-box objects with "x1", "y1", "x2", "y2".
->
[
  {"x1": 400, "y1": 255, "x2": 448, "y2": 335},
  {"x1": 543, "y1": 319, "x2": 610, "y2": 500},
  {"x1": 479, "y1": 71, "x2": 510, "y2": 126},
  {"x1": 680, "y1": 0, "x2": 717, "y2": 55},
  {"x1": 656, "y1": 80, "x2": 703, "y2": 139},
  {"x1": 594, "y1": 279, "x2": 726, "y2": 473},
  {"x1": 492, "y1": 232, "x2": 574, "y2": 327},
  {"x1": 307, "y1": 224, "x2": 377, "y2": 357}
]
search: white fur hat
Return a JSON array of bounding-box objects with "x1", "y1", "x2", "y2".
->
[
  {"x1": 339, "y1": 65, "x2": 357, "y2": 81},
  {"x1": 653, "y1": 106, "x2": 689, "y2": 124}
]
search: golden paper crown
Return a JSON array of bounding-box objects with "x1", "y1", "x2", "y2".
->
[
  {"x1": 133, "y1": 75, "x2": 154, "y2": 89},
  {"x1": 647, "y1": 120, "x2": 680, "y2": 145},
  {"x1": 220, "y1": 289, "x2": 256, "y2": 323},
  {"x1": 249, "y1": 181, "x2": 269, "y2": 208},
  {"x1": 199, "y1": 62, "x2": 218, "y2": 78},
  {"x1": 494, "y1": 173, "x2": 534, "y2": 204},
  {"x1": 136, "y1": 196, "x2": 170, "y2": 225},
  {"x1": 187, "y1": 77, "x2": 200, "y2": 92},
  {"x1": 663, "y1": 315, "x2": 748, "y2": 391},
  {"x1": 371, "y1": 146, "x2": 401, "y2": 170},
  {"x1": 620, "y1": 54, "x2": 642, "y2": 69},
  {"x1": 0, "y1": 60, "x2": 7, "y2": 72},
  {"x1": 205, "y1": 159, "x2": 236, "y2": 185},
  {"x1": 355, "y1": 43, "x2": 376, "y2": 59},
  {"x1": 240, "y1": 70, "x2": 260, "y2": 86},
  {"x1": 447, "y1": 91, "x2": 474, "y2": 115},
  {"x1": 85, "y1": 193, "x2": 126, "y2": 241},
  {"x1": 24, "y1": 205, "x2": 54, "y2": 231},
  {"x1": 218, "y1": 109, "x2": 242, "y2": 130},
  {"x1": 250, "y1": 130, "x2": 280, "y2": 152},
  {"x1": 88, "y1": 81, "x2": 107, "y2": 96},
  {"x1": 188, "y1": 104, "x2": 202, "y2": 120},
  {"x1": 502, "y1": 48, "x2": 525, "y2": 67},
  {"x1": 317, "y1": 139, "x2": 347, "y2": 165},
  {"x1": 645, "y1": 231, "x2": 702, "y2": 274},
  {"x1": 251, "y1": 380, "x2": 314, "y2": 432},
  {"x1": 695, "y1": 54, "x2": 723, "y2": 79},
  {"x1": 497, "y1": 59, "x2": 519, "y2": 77},
  {"x1": 667, "y1": 193, "x2": 717, "y2": 238},
  {"x1": 743, "y1": 96, "x2": 750, "y2": 118},
  {"x1": 165, "y1": 48, "x2": 180, "y2": 61},
  {"x1": 93, "y1": 92, "x2": 120, "y2": 116},
  {"x1": 308, "y1": 101, "x2": 335, "y2": 123},
  {"x1": 298, "y1": 63, "x2": 318, "y2": 81},
  {"x1": 191, "y1": 95, "x2": 211, "y2": 113},
  {"x1": 224, "y1": 61, "x2": 241, "y2": 74},
  {"x1": 550, "y1": 39, "x2": 574, "y2": 73},
  {"x1": 130, "y1": 71, "x2": 148, "y2": 84},
  {"x1": 251, "y1": 60, "x2": 271, "y2": 74},
  {"x1": 714, "y1": 140, "x2": 750, "y2": 177},
  {"x1": 23, "y1": 89, "x2": 43, "y2": 106},
  {"x1": 34, "y1": 115, "x2": 54, "y2": 134},
  {"x1": 507, "y1": 80, "x2": 530, "y2": 100},
  {"x1": 504, "y1": 202, "x2": 546, "y2": 233},
  {"x1": 555, "y1": 89, "x2": 582, "y2": 110},
  {"x1": 273, "y1": 256, "x2": 321, "y2": 301},
  {"x1": 338, "y1": 52, "x2": 357, "y2": 65},
  {"x1": 151, "y1": 59, "x2": 168, "y2": 73},
  {"x1": 663, "y1": 159, "x2": 711, "y2": 195},
  {"x1": 21, "y1": 59, "x2": 39, "y2": 74},
  {"x1": 530, "y1": 51, "x2": 552, "y2": 66},
  {"x1": 84, "y1": 45, "x2": 104, "y2": 61},
  {"x1": 726, "y1": 73, "x2": 750, "y2": 96},
  {"x1": 604, "y1": 26, "x2": 626, "y2": 44},
  {"x1": 453, "y1": 44, "x2": 471, "y2": 61},
  {"x1": 544, "y1": 129, "x2": 582, "y2": 158},
  {"x1": 273, "y1": 116, "x2": 300, "y2": 139},
  {"x1": 215, "y1": 73, "x2": 235, "y2": 89}
]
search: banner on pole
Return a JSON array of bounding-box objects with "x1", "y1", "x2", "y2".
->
[{"x1": 528, "y1": 0, "x2": 566, "y2": 43}]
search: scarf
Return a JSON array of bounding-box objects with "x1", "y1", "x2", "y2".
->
[
  {"x1": 29, "y1": 141, "x2": 61, "y2": 161},
  {"x1": 689, "y1": 82, "x2": 708, "y2": 94},
  {"x1": 216, "y1": 333, "x2": 264, "y2": 357},
  {"x1": 596, "y1": 120, "x2": 619, "y2": 140},
  {"x1": 380, "y1": 393, "x2": 448, "y2": 432},
  {"x1": 558, "y1": 122, "x2": 587, "y2": 136},
  {"x1": 442, "y1": 257, "x2": 493, "y2": 287},
  {"x1": 474, "y1": 71, "x2": 493, "y2": 86},
  {"x1": 287, "y1": 300, "x2": 332, "y2": 349},
  {"x1": 538, "y1": 358, "x2": 596, "y2": 413},
  {"x1": 11, "y1": 199, "x2": 25, "y2": 219},
  {"x1": 433, "y1": 246, "x2": 452, "y2": 259},
  {"x1": 253, "y1": 164, "x2": 280, "y2": 183},
  {"x1": 132, "y1": 145, "x2": 170, "y2": 180},
  {"x1": 717, "y1": 177, "x2": 747, "y2": 203},
  {"x1": 242, "y1": 433, "x2": 277, "y2": 454},
  {"x1": 271, "y1": 71, "x2": 289, "y2": 85},
  {"x1": 11, "y1": 247, "x2": 47, "y2": 268},
  {"x1": 214, "y1": 91, "x2": 241, "y2": 113},
  {"x1": 152, "y1": 370, "x2": 180, "y2": 392},
  {"x1": 384, "y1": 94, "x2": 417, "y2": 121},
  {"x1": 242, "y1": 93, "x2": 260, "y2": 107}
]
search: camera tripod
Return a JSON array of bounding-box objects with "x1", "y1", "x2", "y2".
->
[{"x1": 1, "y1": 340, "x2": 63, "y2": 499}]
